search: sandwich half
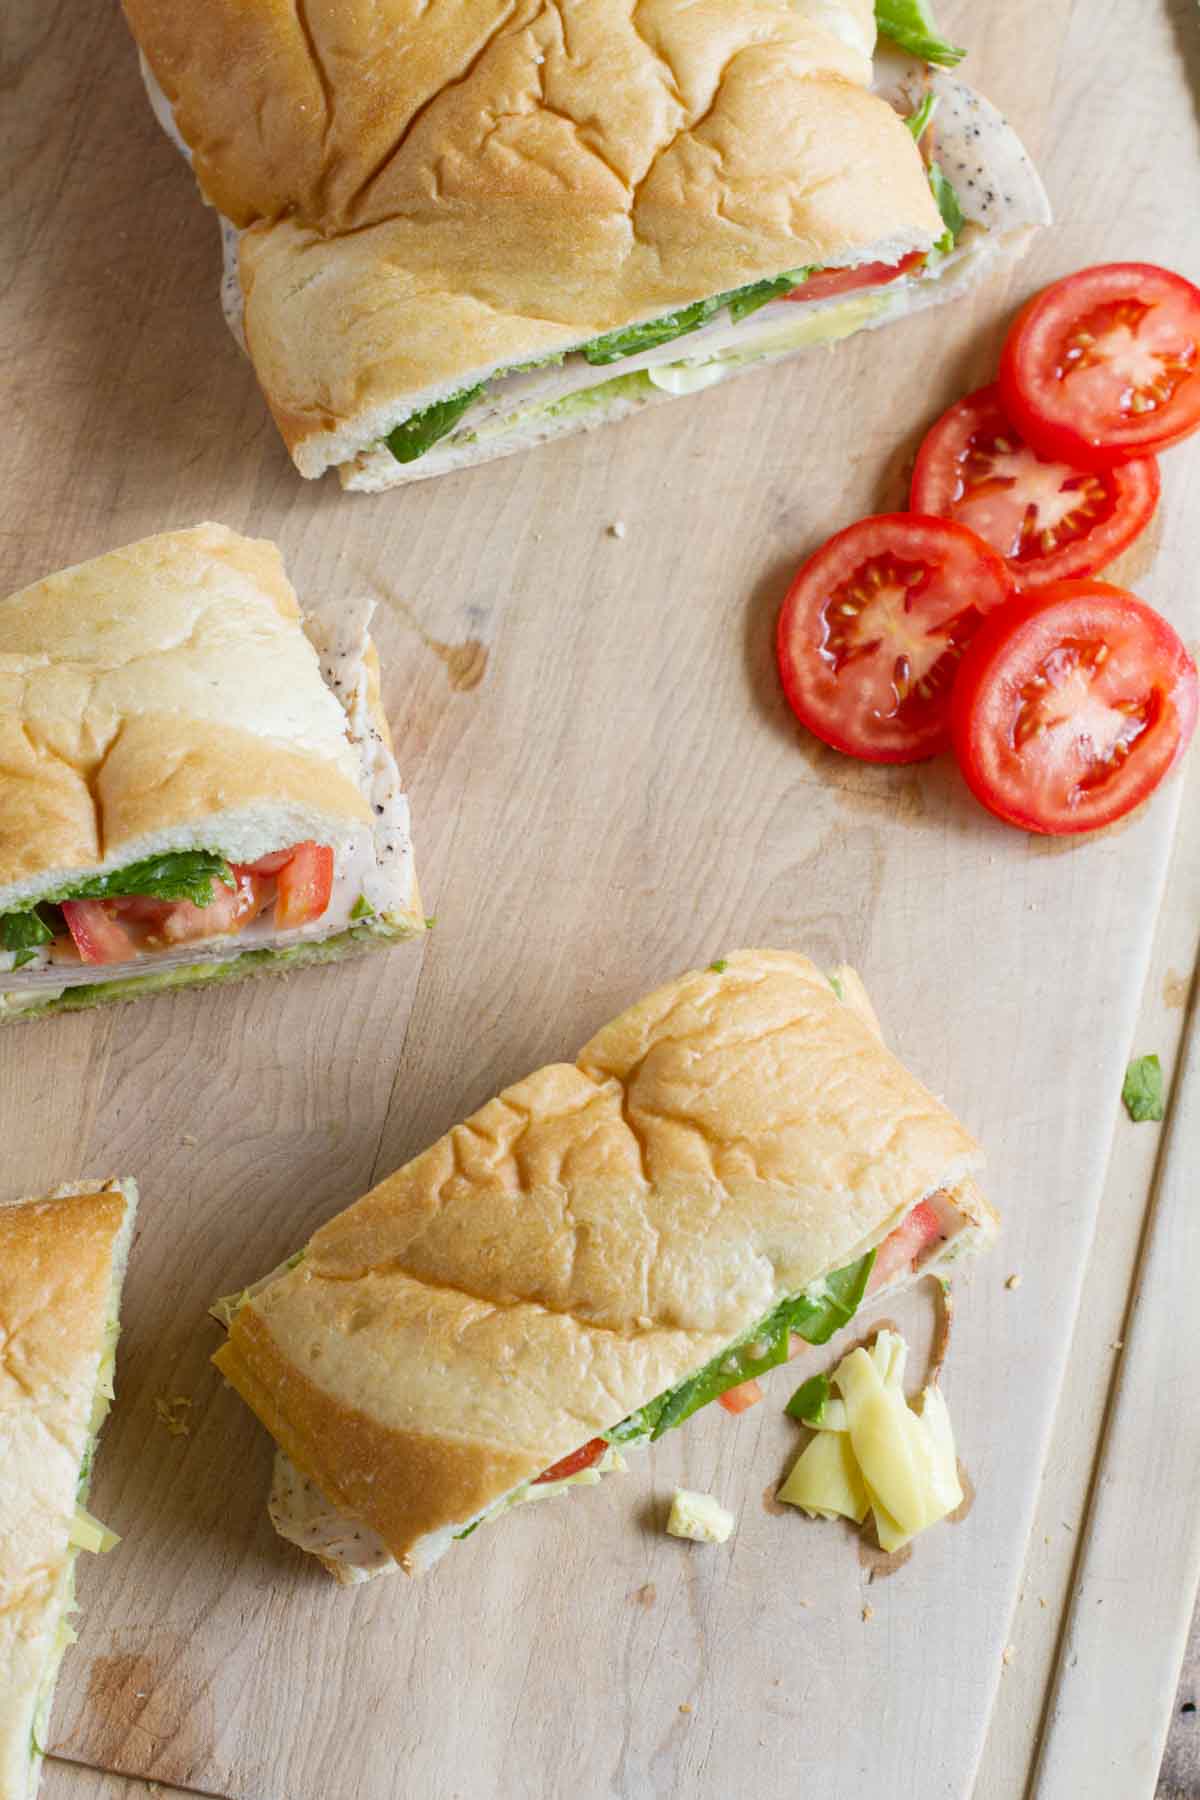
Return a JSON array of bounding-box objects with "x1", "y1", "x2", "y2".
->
[
  {"x1": 212, "y1": 950, "x2": 994, "y2": 1581},
  {"x1": 0, "y1": 1179, "x2": 137, "y2": 1800},
  {"x1": 0, "y1": 524, "x2": 423, "y2": 1023},
  {"x1": 122, "y1": 1, "x2": 1049, "y2": 489}
]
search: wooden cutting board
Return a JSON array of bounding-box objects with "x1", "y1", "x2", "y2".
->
[{"x1": 5, "y1": 2, "x2": 1197, "y2": 1796}]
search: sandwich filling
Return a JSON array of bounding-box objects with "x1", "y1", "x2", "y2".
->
[
  {"x1": 340, "y1": 65, "x2": 1047, "y2": 485},
  {"x1": 139, "y1": 40, "x2": 1048, "y2": 490},
  {"x1": 256, "y1": 1184, "x2": 974, "y2": 1583},
  {"x1": 0, "y1": 599, "x2": 417, "y2": 1016}
]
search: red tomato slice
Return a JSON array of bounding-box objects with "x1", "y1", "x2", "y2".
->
[
  {"x1": 532, "y1": 1437, "x2": 607, "y2": 1485},
  {"x1": 776, "y1": 513, "x2": 1016, "y2": 762},
  {"x1": 951, "y1": 581, "x2": 1198, "y2": 835},
  {"x1": 60, "y1": 900, "x2": 137, "y2": 965},
  {"x1": 242, "y1": 848, "x2": 296, "y2": 876},
  {"x1": 152, "y1": 870, "x2": 270, "y2": 944},
  {"x1": 785, "y1": 251, "x2": 924, "y2": 304},
  {"x1": 274, "y1": 842, "x2": 334, "y2": 929},
  {"x1": 911, "y1": 385, "x2": 1160, "y2": 587},
  {"x1": 867, "y1": 1200, "x2": 947, "y2": 1294},
  {"x1": 717, "y1": 1378, "x2": 764, "y2": 1415},
  {"x1": 999, "y1": 263, "x2": 1200, "y2": 468}
]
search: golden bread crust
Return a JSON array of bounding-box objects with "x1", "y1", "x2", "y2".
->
[
  {"x1": 122, "y1": 0, "x2": 941, "y2": 468},
  {"x1": 214, "y1": 950, "x2": 984, "y2": 1570},
  {"x1": 0, "y1": 525, "x2": 370, "y2": 901},
  {"x1": 0, "y1": 1184, "x2": 132, "y2": 1797}
]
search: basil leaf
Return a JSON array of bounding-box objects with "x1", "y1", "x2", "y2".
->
[
  {"x1": 386, "y1": 384, "x2": 485, "y2": 464},
  {"x1": 874, "y1": 0, "x2": 966, "y2": 67},
  {"x1": 1122, "y1": 1054, "x2": 1165, "y2": 1123},
  {"x1": 2, "y1": 853, "x2": 236, "y2": 961},
  {"x1": 905, "y1": 93, "x2": 938, "y2": 143},
  {"x1": 650, "y1": 1317, "x2": 789, "y2": 1440},
  {"x1": 928, "y1": 161, "x2": 965, "y2": 255},
  {"x1": 25, "y1": 851, "x2": 235, "y2": 910},
  {"x1": 727, "y1": 271, "x2": 812, "y2": 323},
  {"x1": 583, "y1": 271, "x2": 815, "y2": 365},
  {"x1": 785, "y1": 1371, "x2": 831, "y2": 1424},
  {"x1": 582, "y1": 297, "x2": 725, "y2": 365},
  {"x1": 778, "y1": 1249, "x2": 876, "y2": 1346},
  {"x1": 606, "y1": 1401, "x2": 665, "y2": 1445},
  {"x1": 606, "y1": 1247, "x2": 876, "y2": 1445},
  {"x1": 1, "y1": 908, "x2": 54, "y2": 951}
]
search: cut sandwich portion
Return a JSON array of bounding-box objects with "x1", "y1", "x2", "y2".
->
[
  {"x1": 212, "y1": 950, "x2": 994, "y2": 1582},
  {"x1": 123, "y1": 0, "x2": 1048, "y2": 489},
  {"x1": 0, "y1": 1179, "x2": 137, "y2": 1800},
  {"x1": 0, "y1": 525, "x2": 423, "y2": 1023}
]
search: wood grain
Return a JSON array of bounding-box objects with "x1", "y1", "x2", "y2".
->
[
  {"x1": 8, "y1": 1, "x2": 1198, "y2": 1797},
  {"x1": 1035, "y1": 980, "x2": 1200, "y2": 1796}
]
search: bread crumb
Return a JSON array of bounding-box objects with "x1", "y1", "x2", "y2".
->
[
  {"x1": 1038, "y1": 1596, "x2": 1048, "y2": 1609},
  {"x1": 180, "y1": 1133, "x2": 198, "y2": 1147},
  {"x1": 679, "y1": 1702, "x2": 693, "y2": 1715},
  {"x1": 1002, "y1": 1646, "x2": 1015, "y2": 1667},
  {"x1": 862, "y1": 1605, "x2": 875, "y2": 1622},
  {"x1": 607, "y1": 521, "x2": 627, "y2": 539},
  {"x1": 154, "y1": 1395, "x2": 193, "y2": 1437},
  {"x1": 1110, "y1": 1340, "x2": 1124, "y2": 1351},
  {"x1": 1005, "y1": 1273, "x2": 1022, "y2": 1290}
]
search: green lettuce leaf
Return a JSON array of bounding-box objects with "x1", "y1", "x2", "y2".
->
[
  {"x1": 1122, "y1": 1053, "x2": 1165, "y2": 1123},
  {"x1": 874, "y1": 0, "x2": 965, "y2": 66},
  {"x1": 386, "y1": 384, "x2": 485, "y2": 463}
]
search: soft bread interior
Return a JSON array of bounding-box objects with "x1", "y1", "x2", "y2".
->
[
  {"x1": 0, "y1": 525, "x2": 370, "y2": 913},
  {"x1": 0, "y1": 1179, "x2": 137, "y2": 1799},
  {"x1": 213, "y1": 951, "x2": 988, "y2": 1577}
]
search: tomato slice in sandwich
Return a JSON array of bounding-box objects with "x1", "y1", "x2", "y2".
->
[
  {"x1": 274, "y1": 843, "x2": 335, "y2": 929},
  {"x1": 59, "y1": 900, "x2": 137, "y2": 965},
  {"x1": 950, "y1": 581, "x2": 1198, "y2": 834},
  {"x1": 242, "y1": 848, "x2": 297, "y2": 876},
  {"x1": 776, "y1": 513, "x2": 1016, "y2": 762},
  {"x1": 784, "y1": 252, "x2": 925, "y2": 304},
  {"x1": 716, "y1": 1378, "x2": 764, "y2": 1415},
  {"x1": 999, "y1": 263, "x2": 1200, "y2": 467},
  {"x1": 867, "y1": 1200, "x2": 947, "y2": 1293},
  {"x1": 532, "y1": 1438, "x2": 607, "y2": 1485},
  {"x1": 911, "y1": 385, "x2": 1159, "y2": 587}
]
